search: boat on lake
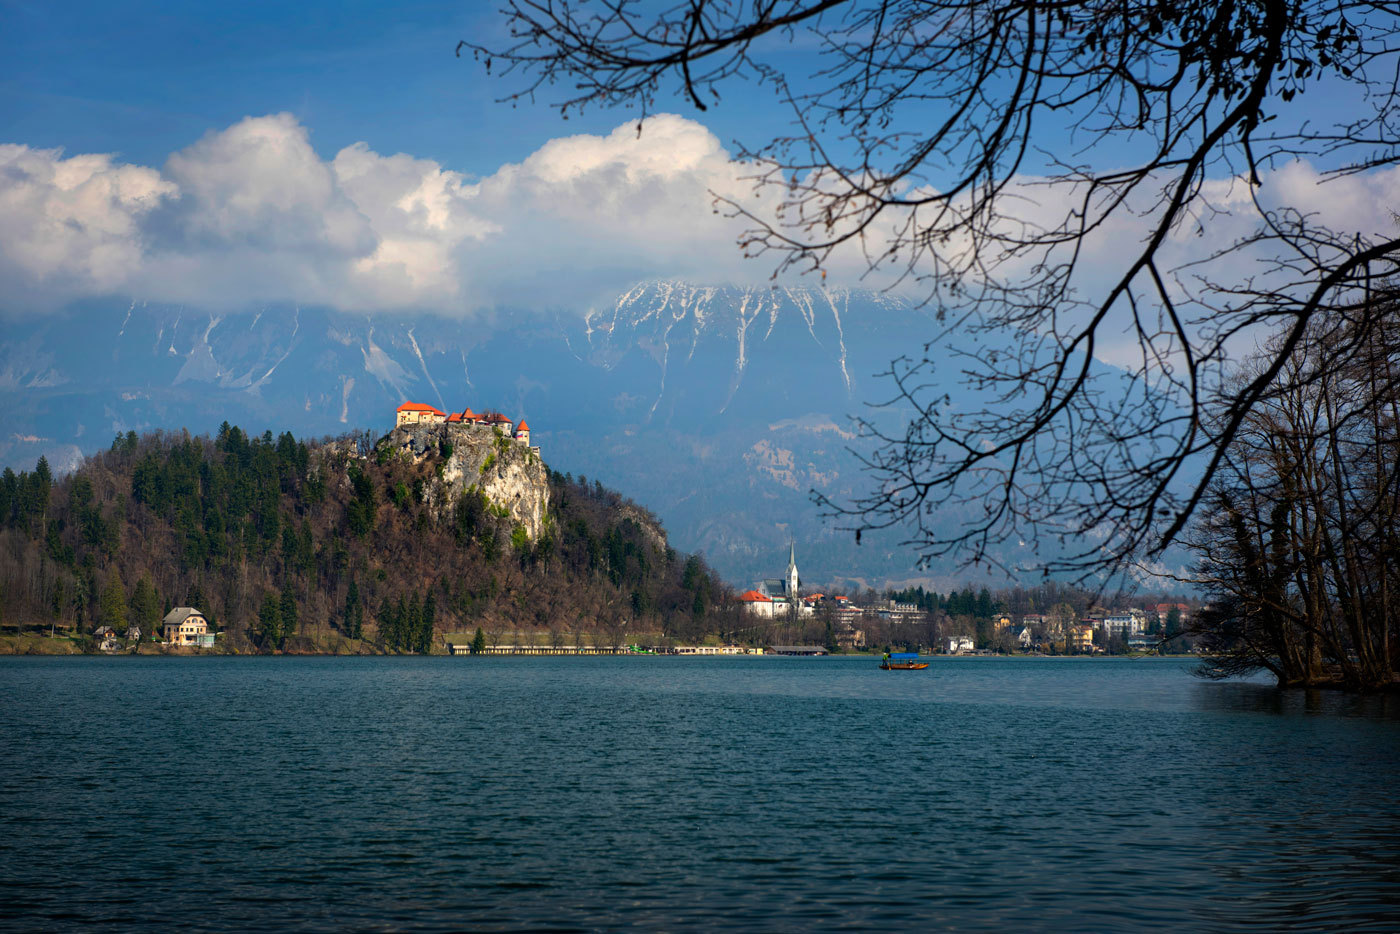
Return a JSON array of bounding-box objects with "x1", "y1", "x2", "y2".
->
[{"x1": 880, "y1": 652, "x2": 929, "y2": 670}]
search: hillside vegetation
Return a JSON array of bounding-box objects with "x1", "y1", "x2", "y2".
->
[{"x1": 0, "y1": 425, "x2": 739, "y2": 652}]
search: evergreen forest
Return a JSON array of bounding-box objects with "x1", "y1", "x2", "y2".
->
[{"x1": 0, "y1": 425, "x2": 740, "y2": 652}]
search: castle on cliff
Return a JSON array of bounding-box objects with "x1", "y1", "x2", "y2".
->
[{"x1": 395, "y1": 401, "x2": 534, "y2": 451}]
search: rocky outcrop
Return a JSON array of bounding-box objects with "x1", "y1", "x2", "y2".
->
[
  {"x1": 614, "y1": 502, "x2": 668, "y2": 554},
  {"x1": 381, "y1": 423, "x2": 550, "y2": 540}
]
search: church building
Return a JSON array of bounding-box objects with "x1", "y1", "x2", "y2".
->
[{"x1": 742, "y1": 541, "x2": 812, "y2": 617}]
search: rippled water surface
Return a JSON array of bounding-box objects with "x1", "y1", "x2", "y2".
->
[{"x1": 2, "y1": 656, "x2": 1398, "y2": 931}]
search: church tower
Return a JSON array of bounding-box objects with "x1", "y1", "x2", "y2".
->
[{"x1": 786, "y1": 540, "x2": 799, "y2": 600}]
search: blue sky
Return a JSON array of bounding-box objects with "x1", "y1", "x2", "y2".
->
[
  {"x1": 1, "y1": 1, "x2": 843, "y2": 316},
  {"x1": 3, "y1": 1, "x2": 1397, "y2": 326},
  {"x1": 3, "y1": 0, "x2": 773, "y2": 175}
]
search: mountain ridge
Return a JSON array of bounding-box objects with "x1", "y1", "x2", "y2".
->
[{"x1": 0, "y1": 282, "x2": 1079, "y2": 588}]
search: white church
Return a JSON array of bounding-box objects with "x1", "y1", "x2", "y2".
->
[{"x1": 738, "y1": 542, "x2": 814, "y2": 618}]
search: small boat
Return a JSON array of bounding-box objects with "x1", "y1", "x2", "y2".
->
[{"x1": 880, "y1": 652, "x2": 929, "y2": 670}]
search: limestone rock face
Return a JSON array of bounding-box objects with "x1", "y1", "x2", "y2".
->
[{"x1": 383, "y1": 423, "x2": 550, "y2": 540}]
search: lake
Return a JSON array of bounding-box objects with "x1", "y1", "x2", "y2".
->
[{"x1": 2, "y1": 655, "x2": 1397, "y2": 931}]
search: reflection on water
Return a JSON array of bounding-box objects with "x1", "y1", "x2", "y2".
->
[
  {"x1": 1193, "y1": 679, "x2": 1400, "y2": 719},
  {"x1": 1, "y1": 656, "x2": 1397, "y2": 932}
]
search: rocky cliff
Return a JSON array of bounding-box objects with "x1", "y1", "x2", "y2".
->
[{"x1": 381, "y1": 423, "x2": 550, "y2": 540}]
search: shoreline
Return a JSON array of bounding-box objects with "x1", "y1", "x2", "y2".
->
[{"x1": 0, "y1": 632, "x2": 1199, "y2": 661}]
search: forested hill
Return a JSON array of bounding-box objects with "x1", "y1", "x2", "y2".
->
[{"x1": 0, "y1": 425, "x2": 738, "y2": 652}]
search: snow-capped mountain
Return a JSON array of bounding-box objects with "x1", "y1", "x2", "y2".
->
[{"x1": 0, "y1": 283, "x2": 1026, "y2": 586}]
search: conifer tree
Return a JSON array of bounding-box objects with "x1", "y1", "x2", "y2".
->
[
  {"x1": 129, "y1": 575, "x2": 160, "y2": 634},
  {"x1": 418, "y1": 591, "x2": 436, "y2": 654},
  {"x1": 259, "y1": 592, "x2": 282, "y2": 649},
  {"x1": 98, "y1": 573, "x2": 127, "y2": 631},
  {"x1": 344, "y1": 580, "x2": 363, "y2": 640},
  {"x1": 280, "y1": 584, "x2": 298, "y2": 640}
]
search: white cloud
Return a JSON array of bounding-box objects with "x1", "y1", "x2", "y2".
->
[
  {"x1": 2, "y1": 113, "x2": 1398, "y2": 317},
  {"x1": 0, "y1": 144, "x2": 175, "y2": 304},
  {"x1": 331, "y1": 141, "x2": 496, "y2": 308},
  {"x1": 0, "y1": 112, "x2": 770, "y2": 314},
  {"x1": 462, "y1": 114, "x2": 775, "y2": 307}
]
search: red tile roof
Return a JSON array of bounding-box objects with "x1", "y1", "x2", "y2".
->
[
  {"x1": 397, "y1": 401, "x2": 443, "y2": 413},
  {"x1": 516, "y1": 421, "x2": 529, "y2": 431},
  {"x1": 739, "y1": 590, "x2": 772, "y2": 602}
]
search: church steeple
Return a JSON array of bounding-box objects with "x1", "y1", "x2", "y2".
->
[{"x1": 786, "y1": 539, "x2": 799, "y2": 599}]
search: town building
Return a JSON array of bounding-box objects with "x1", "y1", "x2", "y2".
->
[
  {"x1": 874, "y1": 601, "x2": 925, "y2": 624},
  {"x1": 946, "y1": 635, "x2": 975, "y2": 654},
  {"x1": 830, "y1": 596, "x2": 862, "y2": 627},
  {"x1": 738, "y1": 590, "x2": 776, "y2": 618},
  {"x1": 673, "y1": 645, "x2": 751, "y2": 655},
  {"x1": 1101, "y1": 613, "x2": 1139, "y2": 636},
  {"x1": 163, "y1": 607, "x2": 214, "y2": 647},
  {"x1": 834, "y1": 626, "x2": 867, "y2": 650},
  {"x1": 1155, "y1": 603, "x2": 1192, "y2": 626},
  {"x1": 1071, "y1": 623, "x2": 1095, "y2": 652}
]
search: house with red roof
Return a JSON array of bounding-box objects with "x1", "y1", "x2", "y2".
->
[
  {"x1": 738, "y1": 590, "x2": 775, "y2": 619},
  {"x1": 396, "y1": 401, "x2": 447, "y2": 427}
]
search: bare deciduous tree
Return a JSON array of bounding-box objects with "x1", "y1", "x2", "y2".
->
[
  {"x1": 1187, "y1": 290, "x2": 1400, "y2": 690},
  {"x1": 469, "y1": 1, "x2": 1400, "y2": 577}
]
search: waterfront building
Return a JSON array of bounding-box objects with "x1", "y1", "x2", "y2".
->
[
  {"x1": 1101, "y1": 613, "x2": 1142, "y2": 636},
  {"x1": 162, "y1": 607, "x2": 214, "y2": 647},
  {"x1": 673, "y1": 645, "x2": 749, "y2": 655},
  {"x1": 1071, "y1": 624, "x2": 1095, "y2": 652}
]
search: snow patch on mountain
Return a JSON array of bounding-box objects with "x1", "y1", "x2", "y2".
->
[
  {"x1": 173, "y1": 315, "x2": 224, "y2": 384},
  {"x1": 406, "y1": 328, "x2": 444, "y2": 409},
  {"x1": 361, "y1": 328, "x2": 414, "y2": 397}
]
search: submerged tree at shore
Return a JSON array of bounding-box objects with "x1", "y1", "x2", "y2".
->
[{"x1": 1187, "y1": 292, "x2": 1400, "y2": 691}]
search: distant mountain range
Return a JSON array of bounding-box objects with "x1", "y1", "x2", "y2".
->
[{"x1": 0, "y1": 282, "x2": 1084, "y2": 587}]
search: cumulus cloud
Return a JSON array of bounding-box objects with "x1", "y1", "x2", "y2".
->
[
  {"x1": 2, "y1": 111, "x2": 1399, "y2": 317},
  {"x1": 0, "y1": 112, "x2": 772, "y2": 314},
  {"x1": 0, "y1": 144, "x2": 175, "y2": 305},
  {"x1": 462, "y1": 115, "x2": 777, "y2": 307}
]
